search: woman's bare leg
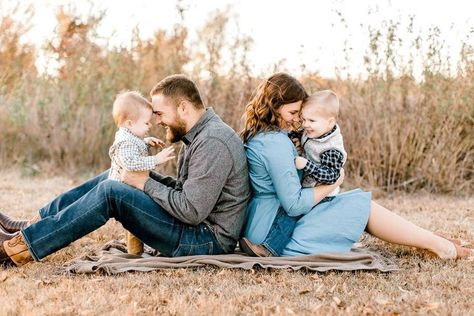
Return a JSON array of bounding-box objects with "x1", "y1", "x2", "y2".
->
[{"x1": 365, "y1": 201, "x2": 471, "y2": 259}]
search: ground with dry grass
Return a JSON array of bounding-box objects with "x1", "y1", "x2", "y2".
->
[{"x1": 0, "y1": 169, "x2": 472, "y2": 315}]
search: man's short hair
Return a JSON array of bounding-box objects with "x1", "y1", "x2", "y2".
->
[
  {"x1": 112, "y1": 91, "x2": 152, "y2": 126},
  {"x1": 150, "y1": 74, "x2": 204, "y2": 109}
]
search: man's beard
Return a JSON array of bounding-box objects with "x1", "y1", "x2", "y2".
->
[{"x1": 165, "y1": 118, "x2": 187, "y2": 143}]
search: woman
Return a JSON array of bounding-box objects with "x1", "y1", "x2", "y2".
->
[{"x1": 240, "y1": 72, "x2": 471, "y2": 259}]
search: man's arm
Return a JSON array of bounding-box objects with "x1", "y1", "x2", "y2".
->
[
  {"x1": 302, "y1": 149, "x2": 344, "y2": 184},
  {"x1": 149, "y1": 171, "x2": 180, "y2": 189},
  {"x1": 144, "y1": 137, "x2": 233, "y2": 225}
]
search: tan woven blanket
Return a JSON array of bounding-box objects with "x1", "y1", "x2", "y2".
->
[{"x1": 62, "y1": 240, "x2": 398, "y2": 274}]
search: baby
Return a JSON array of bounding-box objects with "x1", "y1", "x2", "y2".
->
[
  {"x1": 240, "y1": 90, "x2": 346, "y2": 257},
  {"x1": 109, "y1": 91, "x2": 175, "y2": 255},
  {"x1": 295, "y1": 90, "x2": 346, "y2": 194}
]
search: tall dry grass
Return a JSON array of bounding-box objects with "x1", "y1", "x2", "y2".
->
[{"x1": 0, "y1": 5, "x2": 472, "y2": 193}]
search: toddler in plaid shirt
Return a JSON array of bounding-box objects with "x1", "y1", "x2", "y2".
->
[
  {"x1": 240, "y1": 90, "x2": 346, "y2": 257},
  {"x1": 295, "y1": 90, "x2": 346, "y2": 195},
  {"x1": 109, "y1": 91, "x2": 175, "y2": 254}
]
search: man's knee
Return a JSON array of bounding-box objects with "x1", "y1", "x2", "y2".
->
[{"x1": 97, "y1": 179, "x2": 131, "y2": 198}]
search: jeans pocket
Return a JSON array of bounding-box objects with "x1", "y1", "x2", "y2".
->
[{"x1": 172, "y1": 241, "x2": 214, "y2": 257}]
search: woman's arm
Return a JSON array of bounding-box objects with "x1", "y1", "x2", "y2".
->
[{"x1": 260, "y1": 134, "x2": 315, "y2": 216}]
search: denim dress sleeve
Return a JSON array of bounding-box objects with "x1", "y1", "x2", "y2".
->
[{"x1": 261, "y1": 133, "x2": 314, "y2": 217}]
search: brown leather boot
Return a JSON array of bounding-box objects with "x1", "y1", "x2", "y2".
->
[
  {"x1": 0, "y1": 228, "x2": 16, "y2": 265},
  {"x1": 0, "y1": 211, "x2": 30, "y2": 233},
  {"x1": 3, "y1": 232, "x2": 33, "y2": 266},
  {"x1": 239, "y1": 237, "x2": 273, "y2": 257},
  {"x1": 126, "y1": 231, "x2": 144, "y2": 255}
]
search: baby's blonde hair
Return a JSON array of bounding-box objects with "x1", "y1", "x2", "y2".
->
[
  {"x1": 303, "y1": 90, "x2": 340, "y2": 120},
  {"x1": 112, "y1": 91, "x2": 153, "y2": 126}
]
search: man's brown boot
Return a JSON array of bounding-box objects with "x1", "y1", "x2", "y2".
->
[
  {"x1": 0, "y1": 228, "x2": 16, "y2": 265},
  {"x1": 3, "y1": 232, "x2": 33, "y2": 266},
  {"x1": 0, "y1": 211, "x2": 30, "y2": 233},
  {"x1": 126, "y1": 231, "x2": 144, "y2": 255},
  {"x1": 239, "y1": 237, "x2": 273, "y2": 257}
]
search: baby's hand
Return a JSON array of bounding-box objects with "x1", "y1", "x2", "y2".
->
[
  {"x1": 295, "y1": 156, "x2": 308, "y2": 170},
  {"x1": 144, "y1": 137, "x2": 165, "y2": 148},
  {"x1": 154, "y1": 146, "x2": 176, "y2": 165}
]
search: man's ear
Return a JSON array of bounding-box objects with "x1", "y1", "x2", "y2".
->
[{"x1": 178, "y1": 100, "x2": 190, "y2": 114}]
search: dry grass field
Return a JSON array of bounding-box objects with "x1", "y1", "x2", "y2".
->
[
  {"x1": 1, "y1": 3, "x2": 473, "y2": 315},
  {"x1": 0, "y1": 169, "x2": 472, "y2": 315}
]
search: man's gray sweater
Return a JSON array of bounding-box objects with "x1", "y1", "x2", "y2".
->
[{"x1": 144, "y1": 108, "x2": 250, "y2": 253}]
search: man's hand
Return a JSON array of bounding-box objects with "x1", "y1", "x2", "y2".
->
[
  {"x1": 144, "y1": 136, "x2": 165, "y2": 148},
  {"x1": 121, "y1": 170, "x2": 150, "y2": 191},
  {"x1": 295, "y1": 156, "x2": 308, "y2": 170}
]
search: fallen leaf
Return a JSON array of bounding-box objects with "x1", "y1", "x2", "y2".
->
[
  {"x1": 119, "y1": 294, "x2": 129, "y2": 301},
  {"x1": 0, "y1": 273, "x2": 8, "y2": 282},
  {"x1": 41, "y1": 279, "x2": 53, "y2": 285},
  {"x1": 310, "y1": 274, "x2": 321, "y2": 281},
  {"x1": 315, "y1": 284, "x2": 324, "y2": 293},
  {"x1": 333, "y1": 296, "x2": 342, "y2": 306},
  {"x1": 426, "y1": 302, "x2": 440, "y2": 310},
  {"x1": 375, "y1": 296, "x2": 390, "y2": 305},
  {"x1": 342, "y1": 282, "x2": 348, "y2": 292}
]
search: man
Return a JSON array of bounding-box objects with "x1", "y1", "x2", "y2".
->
[{"x1": 0, "y1": 74, "x2": 250, "y2": 266}]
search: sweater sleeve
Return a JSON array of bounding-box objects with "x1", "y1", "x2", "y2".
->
[{"x1": 149, "y1": 171, "x2": 179, "y2": 189}]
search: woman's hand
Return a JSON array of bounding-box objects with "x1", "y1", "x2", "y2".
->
[{"x1": 144, "y1": 136, "x2": 165, "y2": 148}]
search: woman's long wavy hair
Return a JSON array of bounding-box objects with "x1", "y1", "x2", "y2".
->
[{"x1": 240, "y1": 73, "x2": 308, "y2": 143}]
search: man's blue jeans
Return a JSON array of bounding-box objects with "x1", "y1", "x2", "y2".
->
[{"x1": 21, "y1": 170, "x2": 224, "y2": 261}]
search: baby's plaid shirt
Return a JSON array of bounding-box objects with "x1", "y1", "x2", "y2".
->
[{"x1": 108, "y1": 127, "x2": 156, "y2": 181}]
